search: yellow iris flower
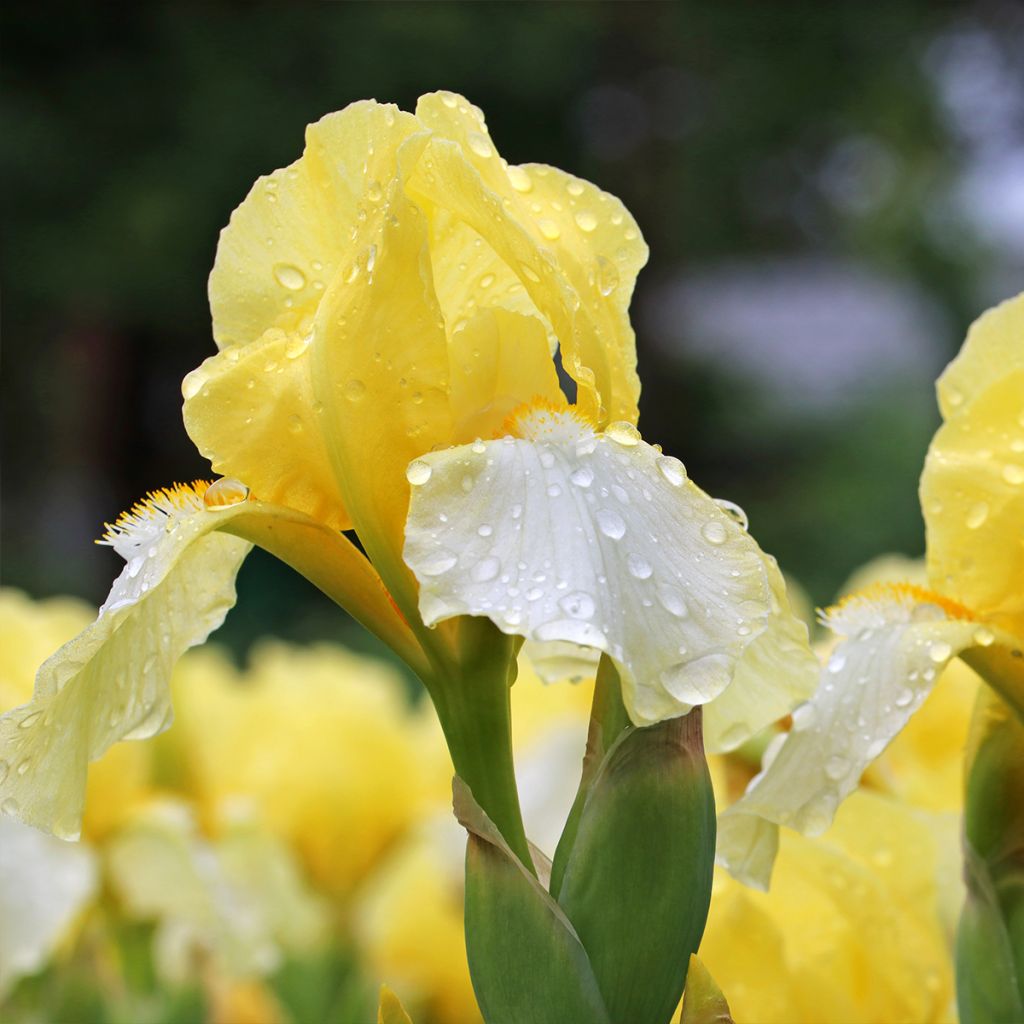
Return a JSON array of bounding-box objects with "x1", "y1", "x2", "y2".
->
[
  {"x1": 719, "y1": 292, "x2": 1024, "y2": 888},
  {"x1": 0, "y1": 93, "x2": 815, "y2": 846}
]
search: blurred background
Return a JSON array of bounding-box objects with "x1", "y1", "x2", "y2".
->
[{"x1": 4, "y1": 1, "x2": 1024, "y2": 652}]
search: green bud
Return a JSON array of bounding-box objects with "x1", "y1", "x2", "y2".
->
[
  {"x1": 554, "y1": 705, "x2": 716, "y2": 1024},
  {"x1": 455, "y1": 777, "x2": 612, "y2": 1024}
]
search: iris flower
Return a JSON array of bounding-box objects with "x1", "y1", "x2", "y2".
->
[
  {"x1": 719, "y1": 292, "x2": 1024, "y2": 889},
  {"x1": 0, "y1": 94, "x2": 814, "y2": 857}
]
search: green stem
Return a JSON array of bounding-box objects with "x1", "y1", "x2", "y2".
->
[{"x1": 430, "y1": 618, "x2": 534, "y2": 873}]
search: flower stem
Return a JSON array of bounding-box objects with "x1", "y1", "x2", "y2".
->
[{"x1": 430, "y1": 618, "x2": 534, "y2": 873}]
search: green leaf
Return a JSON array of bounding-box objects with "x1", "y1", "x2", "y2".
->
[
  {"x1": 454, "y1": 777, "x2": 611, "y2": 1024},
  {"x1": 556, "y1": 709, "x2": 716, "y2": 1024}
]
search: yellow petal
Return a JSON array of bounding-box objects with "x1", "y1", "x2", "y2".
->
[
  {"x1": 922, "y1": 364, "x2": 1024, "y2": 634},
  {"x1": 0, "y1": 817, "x2": 97, "y2": 997},
  {"x1": 707, "y1": 791, "x2": 957, "y2": 1023},
  {"x1": 378, "y1": 985, "x2": 415, "y2": 1024},
  {"x1": 448, "y1": 308, "x2": 564, "y2": 442},
  {"x1": 934, "y1": 290, "x2": 1024, "y2": 418},
  {"x1": 311, "y1": 166, "x2": 454, "y2": 620},
  {"x1": 404, "y1": 408, "x2": 772, "y2": 725},
  {"x1": 718, "y1": 583, "x2": 998, "y2": 888},
  {"x1": 208, "y1": 101, "x2": 423, "y2": 349},
  {"x1": 409, "y1": 92, "x2": 646, "y2": 426},
  {"x1": 171, "y1": 640, "x2": 432, "y2": 895},
  {"x1": 183, "y1": 328, "x2": 352, "y2": 531}
]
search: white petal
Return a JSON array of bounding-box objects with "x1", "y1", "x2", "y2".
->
[
  {"x1": 404, "y1": 408, "x2": 773, "y2": 725},
  {"x1": 0, "y1": 482, "x2": 252, "y2": 839},
  {"x1": 0, "y1": 817, "x2": 97, "y2": 995},
  {"x1": 717, "y1": 584, "x2": 992, "y2": 888},
  {"x1": 703, "y1": 555, "x2": 818, "y2": 752}
]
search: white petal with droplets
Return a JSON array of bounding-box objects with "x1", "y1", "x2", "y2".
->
[
  {"x1": 404, "y1": 410, "x2": 773, "y2": 725},
  {"x1": 717, "y1": 588, "x2": 987, "y2": 889}
]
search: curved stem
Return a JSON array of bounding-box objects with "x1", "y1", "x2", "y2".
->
[{"x1": 431, "y1": 618, "x2": 533, "y2": 873}]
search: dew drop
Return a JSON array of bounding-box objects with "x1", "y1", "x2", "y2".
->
[
  {"x1": 520, "y1": 263, "x2": 541, "y2": 283},
  {"x1": 273, "y1": 263, "x2": 306, "y2": 290},
  {"x1": 559, "y1": 591, "x2": 596, "y2": 620},
  {"x1": 286, "y1": 333, "x2": 311, "y2": 359},
  {"x1": 714, "y1": 499, "x2": 748, "y2": 531},
  {"x1": 1003, "y1": 464, "x2": 1024, "y2": 485},
  {"x1": 203, "y1": 478, "x2": 250, "y2": 510},
  {"x1": 477, "y1": 524, "x2": 493, "y2": 537},
  {"x1": 828, "y1": 651, "x2": 847, "y2": 673},
  {"x1": 538, "y1": 218, "x2": 561, "y2": 240},
  {"x1": 605, "y1": 421, "x2": 641, "y2": 447},
  {"x1": 652, "y1": 459, "x2": 686, "y2": 493},
  {"x1": 441, "y1": 92, "x2": 459, "y2": 109},
  {"x1": 928, "y1": 640, "x2": 952, "y2": 663},
  {"x1": 406, "y1": 460, "x2": 432, "y2": 486},
  {"x1": 825, "y1": 755, "x2": 849, "y2": 780},
  {"x1": 466, "y1": 131, "x2": 493, "y2": 159},
  {"x1": 570, "y1": 465, "x2": 594, "y2": 488},
  {"x1": 419, "y1": 550, "x2": 458, "y2": 576},
  {"x1": 16, "y1": 759, "x2": 30, "y2": 777},
  {"x1": 471, "y1": 557, "x2": 501, "y2": 583},
  {"x1": 701, "y1": 521, "x2": 727, "y2": 545},
  {"x1": 547, "y1": 483, "x2": 562, "y2": 497},
  {"x1": 367, "y1": 180, "x2": 383, "y2": 202},
  {"x1": 507, "y1": 165, "x2": 532, "y2": 193},
  {"x1": 344, "y1": 379, "x2": 366, "y2": 402},
  {"x1": 596, "y1": 508, "x2": 626, "y2": 539},
  {"x1": 1, "y1": 798, "x2": 19, "y2": 817},
  {"x1": 574, "y1": 210, "x2": 598, "y2": 232},
  {"x1": 894, "y1": 687, "x2": 914, "y2": 708},
  {"x1": 566, "y1": 180, "x2": 585, "y2": 197},
  {"x1": 627, "y1": 553, "x2": 652, "y2": 579},
  {"x1": 657, "y1": 585, "x2": 688, "y2": 618},
  {"x1": 596, "y1": 255, "x2": 619, "y2": 297},
  {"x1": 966, "y1": 502, "x2": 989, "y2": 529},
  {"x1": 973, "y1": 626, "x2": 995, "y2": 647}
]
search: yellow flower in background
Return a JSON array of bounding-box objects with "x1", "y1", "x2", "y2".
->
[
  {"x1": 166, "y1": 641, "x2": 436, "y2": 895},
  {"x1": 702, "y1": 790, "x2": 958, "y2": 1024},
  {"x1": 719, "y1": 292, "x2": 1024, "y2": 889},
  {"x1": 0, "y1": 92, "x2": 816, "y2": 844}
]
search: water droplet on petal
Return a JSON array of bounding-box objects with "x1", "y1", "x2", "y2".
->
[
  {"x1": 574, "y1": 210, "x2": 598, "y2": 232},
  {"x1": 1, "y1": 797, "x2": 19, "y2": 817},
  {"x1": 420, "y1": 550, "x2": 458, "y2": 576},
  {"x1": 973, "y1": 626, "x2": 995, "y2": 647},
  {"x1": 825, "y1": 755, "x2": 849, "y2": 780},
  {"x1": 966, "y1": 502, "x2": 989, "y2": 529},
  {"x1": 928, "y1": 640, "x2": 952, "y2": 663},
  {"x1": 596, "y1": 255, "x2": 619, "y2": 297},
  {"x1": 1002, "y1": 464, "x2": 1024, "y2": 485},
  {"x1": 471, "y1": 557, "x2": 501, "y2": 583},
  {"x1": 466, "y1": 132, "x2": 493, "y2": 159},
  {"x1": 477, "y1": 524, "x2": 493, "y2": 537},
  {"x1": 507, "y1": 166, "x2": 532, "y2": 193},
  {"x1": 627, "y1": 553, "x2": 652, "y2": 579},
  {"x1": 827, "y1": 651, "x2": 847, "y2": 673},
  {"x1": 559, "y1": 591, "x2": 596, "y2": 620},
  {"x1": 701, "y1": 521, "x2": 727, "y2": 545},
  {"x1": 596, "y1": 508, "x2": 626, "y2": 539},
  {"x1": 605, "y1": 421, "x2": 641, "y2": 447},
  {"x1": 538, "y1": 218, "x2": 561, "y2": 240},
  {"x1": 566, "y1": 180, "x2": 585, "y2": 197},
  {"x1": 656, "y1": 455, "x2": 687, "y2": 486},
  {"x1": 570, "y1": 465, "x2": 594, "y2": 488},
  {"x1": 285, "y1": 333, "x2": 311, "y2": 359},
  {"x1": 406, "y1": 460, "x2": 432, "y2": 485},
  {"x1": 894, "y1": 687, "x2": 914, "y2": 708},
  {"x1": 181, "y1": 368, "x2": 207, "y2": 400},
  {"x1": 344, "y1": 379, "x2": 366, "y2": 401},
  {"x1": 273, "y1": 263, "x2": 306, "y2": 290},
  {"x1": 657, "y1": 585, "x2": 688, "y2": 618},
  {"x1": 479, "y1": 272, "x2": 496, "y2": 289},
  {"x1": 203, "y1": 478, "x2": 250, "y2": 510},
  {"x1": 714, "y1": 499, "x2": 749, "y2": 531}
]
